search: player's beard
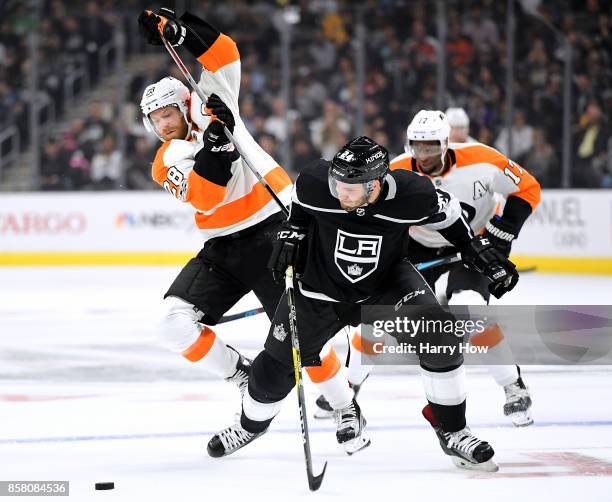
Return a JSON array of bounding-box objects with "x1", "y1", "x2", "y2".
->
[
  {"x1": 419, "y1": 159, "x2": 446, "y2": 176},
  {"x1": 340, "y1": 196, "x2": 368, "y2": 212},
  {"x1": 160, "y1": 120, "x2": 189, "y2": 141}
]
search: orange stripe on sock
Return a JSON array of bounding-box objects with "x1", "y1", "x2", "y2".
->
[
  {"x1": 305, "y1": 348, "x2": 341, "y2": 383},
  {"x1": 470, "y1": 324, "x2": 504, "y2": 348},
  {"x1": 182, "y1": 327, "x2": 216, "y2": 362},
  {"x1": 351, "y1": 333, "x2": 378, "y2": 355}
]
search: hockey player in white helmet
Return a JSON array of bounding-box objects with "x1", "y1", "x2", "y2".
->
[
  {"x1": 335, "y1": 110, "x2": 540, "y2": 430},
  {"x1": 138, "y1": 7, "x2": 360, "y2": 455},
  {"x1": 140, "y1": 76, "x2": 193, "y2": 142},
  {"x1": 445, "y1": 107, "x2": 477, "y2": 143}
]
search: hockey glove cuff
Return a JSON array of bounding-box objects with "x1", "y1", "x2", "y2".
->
[
  {"x1": 462, "y1": 235, "x2": 519, "y2": 299},
  {"x1": 268, "y1": 222, "x2": 308, "y2": 283},
  {"x1": 484, "y1": 216, "x2": 517, "y2": 257}
]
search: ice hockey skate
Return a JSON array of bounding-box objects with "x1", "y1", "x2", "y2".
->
[
  {"x1": 503, "y1": 375, "x2": 533, "y2": 427},
  {"x1": 422, "y1": 404, "x2": 498, "y2": 472},
  {"x1": 314, "y1": 376, "x2": 368, "y2": 419},
  {"x1": 225, "y1": 345, "x2": 251, "y2": 398},
  {"x1": 334, "y1": 398, "x2": 371, "y2": 455},
  {"x1": 207, "y1": 423, "x2": 267, "y2": 458}
]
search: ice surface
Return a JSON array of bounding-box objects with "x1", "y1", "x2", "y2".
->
[{"x1": 1, "y1": 267, "x2": 611, "y2": 501}]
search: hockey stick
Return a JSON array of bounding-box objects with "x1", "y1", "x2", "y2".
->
[
  {"x1": 158, "y1": 31, "x2": 289, "y2": 217},
  {"x1": 217, "y1": 257, "x2": 535, "y2": 325},
  {"x1": 217, "y1": 258, "x2": 534, "y2": 325},
  {"x1": 286, "y1": 265, "x2": 327, "y2": 491},
  {"x1": 415, "y1": 253, "x2": 462, "y2": 271},
  {"x1": 218, "y1": 307, "x2": 266, "y2": 324},
  {"x1": 415, "y1": 252, "x2": 537, "y2": 273}
]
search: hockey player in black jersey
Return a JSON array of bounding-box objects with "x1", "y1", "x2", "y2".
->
[{"x1": 207, "y1": 136, "x2": 518, "y2": 471}]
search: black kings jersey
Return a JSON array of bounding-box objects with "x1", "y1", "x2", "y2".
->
[{"x1": 290, "y1": 159, "x2": 471, "y2": 303}]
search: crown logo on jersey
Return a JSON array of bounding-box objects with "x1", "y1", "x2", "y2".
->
[
  {"x1": 273, "y1": 323, "x2": 288, "y2": 342},
  {"x1": 347, "y1": 264, "x2": 363, "y2": 276}
]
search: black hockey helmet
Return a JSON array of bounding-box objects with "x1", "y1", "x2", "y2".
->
[{"x1": 329, "y1": 136, "x2": 389, "y2": 184}]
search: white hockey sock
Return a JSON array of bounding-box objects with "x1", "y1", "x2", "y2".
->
[
  {"x1": 182, "y1": 327, "x2": 238, "y2": 379},
  {"x1": 487, "y1": 364, "x2": 519, "y2": 387},
  {"x1": 316, "y1": 367, "x2": 353, "y2": 410},
  {"x1": 448, "y1": 291, "x2": 519, "y2": 388},
  {"x1": 420, "y1": 365, "x2": 467, "y2": 406},
  {"x1": 243, "y1": 390, "x2": 284, "y2": 423},
  {"x1": 306, "y1": 348, "x2": 353, "y2": 409},
  {"x1": 470, "y1": 324, "x2": 519, "y2": 387}
]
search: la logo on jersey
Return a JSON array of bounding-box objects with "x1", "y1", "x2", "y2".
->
[{"x1": 334, "y1": 230, "x2": 382, "y2": 283}]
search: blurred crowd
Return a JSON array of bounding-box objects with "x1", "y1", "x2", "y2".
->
[{"x1": 1, "y1": 0, "x2": 611, "y2": 190}]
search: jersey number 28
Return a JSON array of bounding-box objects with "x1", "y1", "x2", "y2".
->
[{"x1": 163, "y1": 166, "x2": 184, "y2": 197}]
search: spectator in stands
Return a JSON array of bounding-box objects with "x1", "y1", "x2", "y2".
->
[
  {"x1": 573, "y1": 101, "x2": 610, "y2": 188},
  {"x1": 60, "y1": 121, "x2": 91, "y2": 189},
  {"x1": 1, "y1": 0, "x2": 611, "y2": 191},
  {"x1": 90, "y1": 135, "x2": 121, "y2": 190},
  {"x1": 404, "y1": 21, "x2": 437, "y2": 69},
  {"x1": 309, "y1": 99, "x2": 351, "y2": 160},
  {"x1": 525, "y1": 128, "x2": 558, "y2": 188},
  {"x1": 494, "y1": 110, "x2": 534, "y2": 163},
  {"x1": 291, "y1": 135, "x2": 317, "y2": 174},
  {"x1": 462, "y1": 5, "x2": 499, "y2": 52},
  {"x1": 40, "y1": 138, "x2": 68, "y2": 191},
  {"x1": 256, "y1": 132, "x2": 280, "y2": 161},
  {"x1": 263, "y1": 97, "x2": 288, "y2": 143},
  {"x1": 446, "y1": 21, "x2": 475, "y2": 68},
  {"x1": 81, "y1": 101, "x2": 110, "y2": 149},
  {"x1": 125, "y1": 136, "x2": 156, "y2": 190}
]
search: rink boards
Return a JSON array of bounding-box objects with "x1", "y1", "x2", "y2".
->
[{"x1": 0, "y1": 190, "x2": 610, "y2": 273}]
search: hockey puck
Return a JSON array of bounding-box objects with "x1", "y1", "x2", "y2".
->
[{"x1": 95, "y1": 482, "x2": 115, "y2": 490}]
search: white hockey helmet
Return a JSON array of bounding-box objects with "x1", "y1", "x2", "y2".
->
[
  {"x1": 405, "y1": 110, "x2": 450, "y2": 164},
  {"x1": 140, "y1": 76, "x2": 192, "y2": 141},
  {"x1": 445, "y1": 107, "x2": 470, "y2": 128}
]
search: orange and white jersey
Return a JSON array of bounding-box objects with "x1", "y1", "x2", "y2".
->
[
  {"x1": 391, "y1": 142, "x2": 541, "y2": 248},
  {"x1": 152, "y1": 31, "x2": 291, "y2": 242}
]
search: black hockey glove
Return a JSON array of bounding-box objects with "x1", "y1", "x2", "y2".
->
[
  {"x1": 203, "y1": 94, "x2": 236, "y2": 154},
  {"x1": 268, "y1": 221, "x2": 308, "y2": 283},
  {"x1": 462, "y1": 235, "x2": 519, "y2": 299},
  {"x1": 484, "y1": 216, "x2": 517, "y2": 257},
  {"x1": 138, "y1": 8, "x2": 186, "y2": 46}
]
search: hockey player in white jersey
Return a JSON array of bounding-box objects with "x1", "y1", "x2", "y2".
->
[
  {"x1": 330, "y1": 111, "x2": 540, "y2": 428},
  {"x1": 138, "y1": 8, "x2": 356, "y2": 430},
  {"x1": 445, "y1": 107, "x2": 477, "y2": 143}
]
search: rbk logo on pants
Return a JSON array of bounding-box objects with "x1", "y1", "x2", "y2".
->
[{"x1": 334, "y1": 230, "x2": 382, "y2": 283}]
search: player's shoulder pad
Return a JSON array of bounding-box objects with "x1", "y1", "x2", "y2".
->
[
  {"x1": 294, "y1": 159, "x2": 334, "y2": 207},
  {"x1": 382, "y1": 169, "x2": 438, "y2": 219},
  {"x1": 162, "y1": 139, "x2": 198, "y2": 170},
  {"x1": 452, "y1": 142, "x2": 507, "y2": 168},
  {"x1": 389, "y1": 168, "x2": 435, "y2": 195}
]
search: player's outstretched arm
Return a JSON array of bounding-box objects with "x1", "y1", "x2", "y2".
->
[
  {"x1": 138, "y1": 8, "x2": 225, "y2": 61},
  {"x1": 414, "y1": 182, "x2": 519, "y2": 299}
]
